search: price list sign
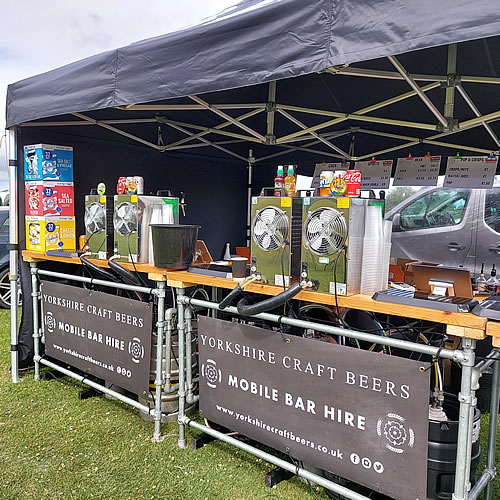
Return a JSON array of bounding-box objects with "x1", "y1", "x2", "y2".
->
[
  {"x1": 393, "y1": 156, "x2": 440, "y2": 186},
  {"x1": 444, "y1": 156, "x2": 498, "y2": 188},
  {"x1": 355, "y1": 160, "x2": 392, "y2": 189}
]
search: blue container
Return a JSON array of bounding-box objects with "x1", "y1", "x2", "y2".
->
[{"x1": 24, "y1": 144, "x2": 74, "y2": 182}]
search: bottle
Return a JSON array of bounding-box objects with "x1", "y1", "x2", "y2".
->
[
  {"x1": 284, "y1": 165, "x2": 296, "y2": 197},
  {"x1": 487, "y1": 264, "x2": 498, "y2": 294},
  {"x1": 273, "y1": 166, "x2": 284, "y2": 196},
  {"x1": 223, "y1": 242, "x2": 231, "y2": 261},
  {"x1": 476, "y1": 263, "x2": 487, "y2": 293}
]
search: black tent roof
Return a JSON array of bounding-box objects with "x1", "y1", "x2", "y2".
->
[{"x1": 6, "y1": 0, "x2": 500, "y2": 128}]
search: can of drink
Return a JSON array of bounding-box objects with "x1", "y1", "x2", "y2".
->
[
  {"x1": 133, "y1": 176, "x2": 144, "y2": 194},
  {"x1": 79, "y1": 234, "x2": 87, "y2": 251},
  {"x1": 319, "y1": 171, "x2": 334, "y2": 196},
  {"x1": 344, "y1": 170, "x2": 361, "y2": 197},
  {"x1": 330, "y1": 171, "x2": 347, "y2": 196},
  {"x1": 117, "y1": 177, "x2": 127, "y2": 195}
]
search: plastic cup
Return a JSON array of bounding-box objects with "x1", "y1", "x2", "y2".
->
[{"x1": 231, "y1": 257, "x2": 248, "y2": 279}]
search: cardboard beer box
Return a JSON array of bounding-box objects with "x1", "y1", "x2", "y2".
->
[
  {"x1": 25, "y1": 182, "x2": 75, "y2": 217},
  {"x1": 25, "y1": 216, "x2": 76, "y2": 252},
  {"x1": 23, "y1": 144, "x2": 73, "y2": 182}
]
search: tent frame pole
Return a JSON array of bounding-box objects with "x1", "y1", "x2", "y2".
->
[
  {"x1": 189, "y1": 95, "x2": 267, "y2": 142},
  {"x1": 247, "y1": 149, "x2": 255, "y2": 246},
  {"x1": 162, "y1": 120, "x2": 248, "y2": 161},
  {"x1": 277, "y1": 108, "x2": 351, "y2": 158},
  {"x1": 162, "y1": 109, "x2": 264, "y2": 150},
  {"x1": 7, "y1": 127, "x2": 19, "y2": 382},
  {"x1": 325, "y1": 65, "x2": 500, "y2": 84},
  {"x1": 457, "y1": 86, "x2": 500, "y2": 148},
  {"x1": 387, "y1": 55, "x2": 449, "y2": 129},
  {"x1": 444, "y1": 43, "x2": 458, "y2": 123},
  {"x1": 266, "y1": 81, "x2": 277, "y2": 144}
]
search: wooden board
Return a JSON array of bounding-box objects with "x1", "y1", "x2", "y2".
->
[
  {"x1": 22, "y1": 250, "x2": 170, "y2": 278},
  {"x1": 166, "y1": 271, "x2": 488, "y2": 330}
]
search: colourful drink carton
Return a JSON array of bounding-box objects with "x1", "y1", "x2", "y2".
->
[
  {"x1": 25, "y1": 182, "x2": 75, "y2": 217},
  {"x1": 25, "y1": 216, "x2": 76, "y2": 252},
  {"x1": 23, "y1": 144, "x2": 73, "y2": 182}
]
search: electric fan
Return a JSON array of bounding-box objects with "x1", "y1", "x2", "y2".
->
[
  {"x1": 84, "y1": 202, "x2": 106, "y2": 235},
  {"x1": 113, "y1": 202, "x2": 137, "y2": 236},
  {"x1": 252, "y1": 206, "x2": 289, "y2": 251},
  {"x1": 303, "y1": 207, "x2": 347, "y2": 256}
]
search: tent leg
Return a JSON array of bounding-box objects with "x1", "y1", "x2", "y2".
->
[
  {"x1": 7, "y1": 128, "x2": 19, "y2": 382},
  {"x1": 176, "y1": 288, "x2": 187, "y2": 448},
  {"x1": 247, "y1": 149, "x2": 255, "y2": 246}
]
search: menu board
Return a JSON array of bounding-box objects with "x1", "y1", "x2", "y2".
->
[
  {"x1": 393, "y1": 156, "x2": 440, "y2": 186},
  {"x1": 355, "y1": 160, "x2": 392, "y2": 189},
  {"x1": 444, "y1": 156, "x2": 498, "y2": 188}
]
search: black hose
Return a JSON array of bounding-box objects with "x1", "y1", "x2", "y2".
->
[
  {"x1": 108, "y1": 259, "x2": 144, "y2": 288},
  {"x1": 219, "y1": 284, "x2": 244, "y2": 310},
  {"x1": 236, "y1": 282, "x2": 302, "y2": 316},
  {"x1": 80, "y1": 255, "x2": 119, "y2": 282}
]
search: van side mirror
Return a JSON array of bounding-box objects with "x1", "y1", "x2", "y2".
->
[{"x1": 392, "y1": 213, "x2": 402, "y2": 232}]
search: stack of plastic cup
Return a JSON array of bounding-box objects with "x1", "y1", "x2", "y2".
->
[
  {"x1": 379, "y1": 219, "x2": 393, "y2": 290},
  {"x1": 360, "y1": 205, "x2": 384, "y2": 295}
]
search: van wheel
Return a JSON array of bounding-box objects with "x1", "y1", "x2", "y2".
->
[{"x1": 0, "y1": 267, "x2": 16, "y2": 309}]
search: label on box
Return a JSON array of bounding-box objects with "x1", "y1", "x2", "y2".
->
[
  {"x1": 25, "y1": 182, "x2": 75, "y2": 217},
  {"x1": 444, "y1": 156, "x2": 498, "y2": 188},
  {"x1": 319, "y1": 257, "x2": 330, "y2": 264},
  {"x1": 98, "y1": 251, "x2": 107, "y2": 260},
  {"x1": 329, "y1": 282, "x2": 347, "y2": 295},
  {"x1": 25, "y1": 216, "x2": 76, "y2": 252},
  {"x1": 280, "y1": 197, "x2": 292, "y2": 207},
  {"x1": 24, "y1": 144, "x2": 73, "y2": 182},
  {"x1": 355, "y1": 160, "x2": 392, "y2": 189},
  {"x1": 393, "y1": 156, "x2": 440, "y2": 186},
  {"x1": 274, "y1": 274, "x2": 290, "y2": 287}
]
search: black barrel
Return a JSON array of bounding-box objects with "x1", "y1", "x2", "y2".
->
[
  {"x1": 150, "y1": 224, "x2": 200, "y2": 269},
  {"x1": 427, "y1": 393, "x2": 481, "y2": 500}
]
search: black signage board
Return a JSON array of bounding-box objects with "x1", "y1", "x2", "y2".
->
[
  {"x1": 41, "y1": 281, "x2": 153, "y2": 396},
  {"x1": 198, "y1": 317, "x2": 430, "y2": 500}
]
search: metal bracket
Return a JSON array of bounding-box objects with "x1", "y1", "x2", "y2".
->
[
  {"x1": 153, "y1": 289, "x2": 166, "y2": 298},
  {"x1": 458, "y1": 392, "x2": 476, "y2": 405},
  {"x1": 471, "y1": 367, "x2": 482, "y2": 391},
  {"x1": 265, "y1": 102, "x2": 276, "y2": 113},
  {"x1": 265, "y1": 133, "x2": 276, "y2": 145},
  {"x1": 7, "y1": 243, "x2": 19, "y2": 251}
]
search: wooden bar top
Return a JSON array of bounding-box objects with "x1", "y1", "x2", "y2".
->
[
  {"x1": 22, "y1": 251, "x2": 500, "y2": 335},
  {"x1": 22, "y1": 250, "x2": 169, "y2": 278},
  {"x1": 166, "y1": 270, "x2": 488, "y2": 330}
]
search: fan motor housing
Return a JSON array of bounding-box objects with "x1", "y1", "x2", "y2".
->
[
  {"x1": 84, "y1": 195, "x2": 114, "y2": 259},
  {"x1": 250, "y1": 196, "x2": 303, "y2": 287},
  {"x1": 301, "y1": 197, "x2": 382, "y2": 295}
]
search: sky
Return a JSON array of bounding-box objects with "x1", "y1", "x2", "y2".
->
[{"x1": 0, "y1": 0, "x2": 238, "y2": 191}]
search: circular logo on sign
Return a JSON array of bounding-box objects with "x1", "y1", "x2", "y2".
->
[
  {"x1": 45, "y1": 311, "x2": 56, "y2": 333},
  {"x1": 46, "y1": 222, "x2": 56, "y2": 232},
  {"x1": 201, "y1": 359, "x2": 222, "y2": 389},
  {"x1": 43, "y1": 187, "x2": 54, "y2": 197},
  {"x1": 376, "y1": 413, "x2": 415, "y2": 454},
  {"x1": 128, "y1": 337, "x2": 145, "y2": 364}
]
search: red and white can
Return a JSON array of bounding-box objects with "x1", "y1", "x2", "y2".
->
[
  {"x1": 117, "y1": 177, "x2": 127, "y2": 195},
  {"x1": 344, "y1": 170, "x2": 361, "y2": 197}
]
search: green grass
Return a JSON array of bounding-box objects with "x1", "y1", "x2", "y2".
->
[
  {"x1": 0, "y1": 308, "x2": 498, "y2": 499},
  {"x1": 0, "y1": 310, "x2": 325, "y2": 499}
]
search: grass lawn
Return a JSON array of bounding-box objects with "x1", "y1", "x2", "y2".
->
[{"x1": 0, "y1": 308, "x2": 498, "y2": 499}]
